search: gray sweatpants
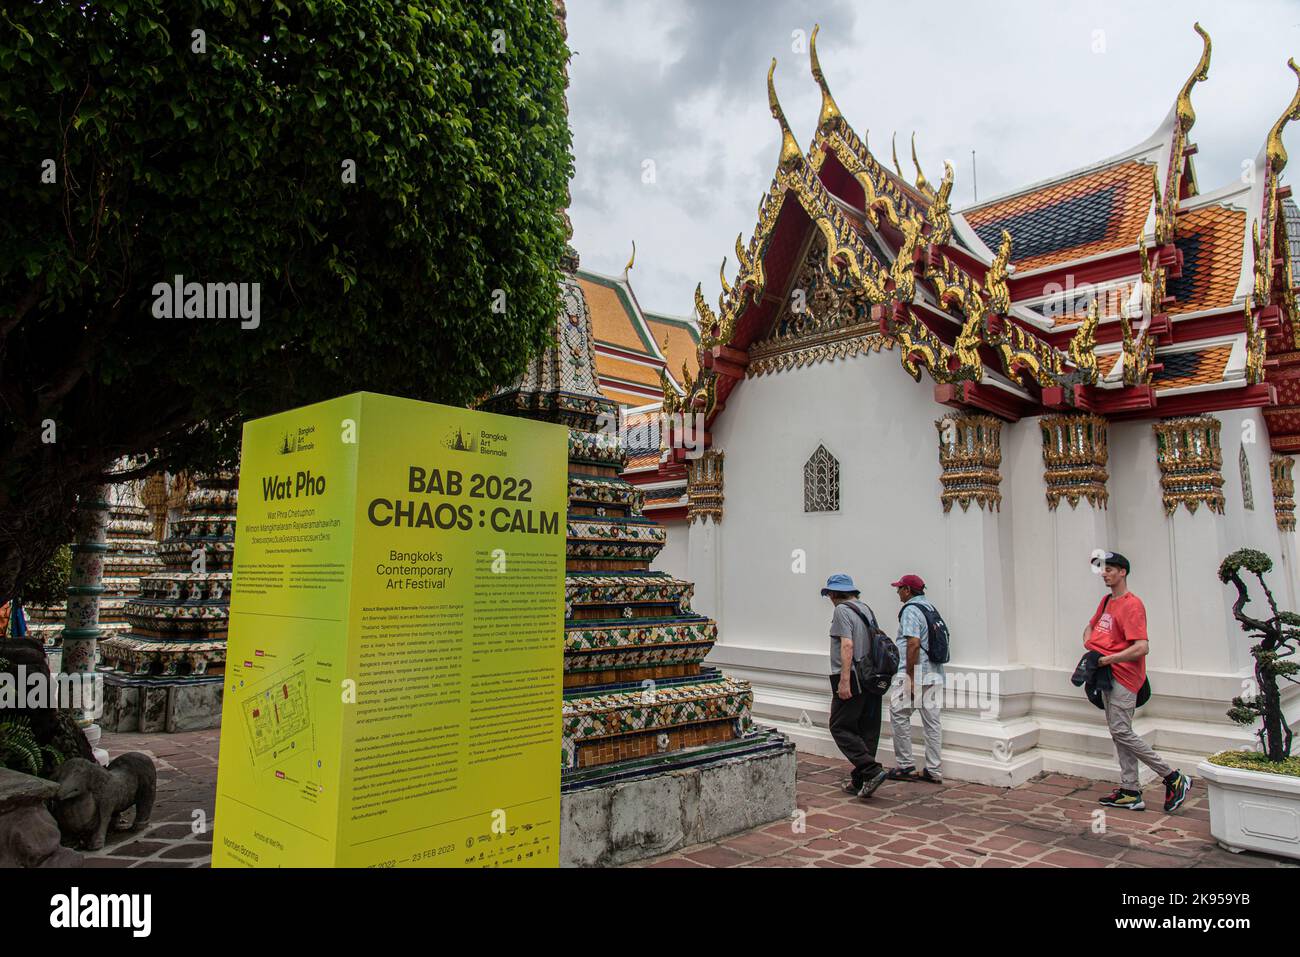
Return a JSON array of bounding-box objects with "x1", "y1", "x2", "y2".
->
[
  {"x1": 890, "y1": 678, "x2": 942, "y2": 776},
  {"x1": 1103, "y1": 681, "x2": 1173, "y2": 790}
]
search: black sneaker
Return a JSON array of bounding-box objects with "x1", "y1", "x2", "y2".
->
[
  {"x1": 1098, "y1": 787, "x2": 1145, "y2": 811},
  {"x1": 858, "y1": 768, "x2": 888, "y2": 799},
  {"x1": 1163, "y1": 771, "x2": 1192, "y2": 813},
  {"x1": 840, "y1": 777, "x2": 862, "y2": 796}
]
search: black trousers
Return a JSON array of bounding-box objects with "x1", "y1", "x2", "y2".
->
[{"x1": 829, "y1": 672, "x2": 883, "y2": 784}]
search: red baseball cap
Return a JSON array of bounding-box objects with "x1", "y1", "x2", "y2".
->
[{"x1": 891, "y1": 574, "x2": 926, "y2": 591}]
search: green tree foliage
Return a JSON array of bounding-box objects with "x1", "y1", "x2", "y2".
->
[
  {"x1": 18, "y1": 544, "x2": 71, "y2": 608},
  {"x1": 0, "y1": 0, "x2": 573, "y2": 600}
]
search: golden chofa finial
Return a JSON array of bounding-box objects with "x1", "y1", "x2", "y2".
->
[
  {"x1": 891, "y1": 132, "x2": 903, "y2": 178},
  {"x1": 719, "y1": 256, "x2": 731, "y2": 298},
  {"x1": 1266, "y1": 58, "x2": 1300, "y2": 176},
  {"x1": 1175, "y1": 23, "x2": 1212, "y2": 133},
  {"x1": 911, "y1": 133, "x2": 935, "y2": 199},
  {"x1": 809, "y1": 24, "x2": 843, "y2": 135},
  {"x1": 623, "y1": 240, "x2": 636, "y2": 276},
  {"x1": 767, "y1": 59, "x2": 803, "y2": 170}
]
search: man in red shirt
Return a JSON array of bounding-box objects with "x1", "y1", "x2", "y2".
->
[{"x1": 1085, "y1": 552, "x2": 1191, "y2": 813}]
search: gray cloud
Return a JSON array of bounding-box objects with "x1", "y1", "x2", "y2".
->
[{"x1": 567, "y1": 0, "x2": 1300, "y2": 316}]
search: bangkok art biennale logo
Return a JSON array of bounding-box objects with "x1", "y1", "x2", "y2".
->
[
  {"x1": 444, "y1": 426, "x2": 477, "y2": 453},
  {"x1": 276, "y1": 425, "x2": 317, "y2": 455}
]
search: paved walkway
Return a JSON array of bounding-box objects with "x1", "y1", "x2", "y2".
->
[
  {"x1": 80, "y1": 729, "x2": 219, "y2": 868},
  {"x1": 82, "y1": 730, "x2": 1293, "y2": 868},
  {"x1": 639, "y1": 751, "x2": 1295, "y2": 869}
]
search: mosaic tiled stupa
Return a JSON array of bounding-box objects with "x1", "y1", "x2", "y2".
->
[
  {"x1": 481, "y1": 258, "x2": 789, "y2": 788},
  {"x1": 24, "y1": 481, "x2": 162, "y2": 648},
  {"x1": 98, "y1": 471, "x2": 236, "y2": 731}
]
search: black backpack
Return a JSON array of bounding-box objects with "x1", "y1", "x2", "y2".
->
[
  {"x1": 843, "y1": 601, "x2": 900, "y2": 695},
  {"x1": 899, "y1": 599, "x2": 951, "y2": 664}
]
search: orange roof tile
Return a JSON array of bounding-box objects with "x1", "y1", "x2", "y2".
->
[
  {"x1": 1097, "y1": 352, "x2": 1121, "y2": 378},
  {"x1": 604, "y1": 389, "x2": 656, "y2": 407},
  {"x1": 1045, "y1": 279, "x2": 1141, "y2": 327},
  {"x1": 964, "y1": 162, "x2": 1154, "y2": 272},
  {"x1": 625, "y1": 451, "x2": 662, "y2": 470},
  {"x1": 1167, "y1": 205, "x2": 1247, "y2": 315},
  {"x1": 645, "y1": 315, "x2": 700, "y2": 385},
  {"x1": 598, "y1": 354, "x2": 664, "y2": 389},
  {"x1": 577, "y1": 276, "x2": 655, "y2": 354},
  {"x1": 1151, "y1": 345, "x2": 1232, "y2": 390}
]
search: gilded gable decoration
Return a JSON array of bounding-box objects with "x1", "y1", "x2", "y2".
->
[
  {"x1": 686, "y1": 449, "x2": 724, "y2": 525},
  {"x1": 748, "y1": 233, "x2": 893, "y2": 377},
  {"x1": 1041, "y1": 414, "x2": 1109, "y2": 510},
  {"x1": 1153, "y1": 415, "x2": 1226, "y2": 515},
  {"x1": 1157, "y1": 24, "x2": 1212, "y2": 246},
  {"x1": 1253, "y1": 59, "x2": 1300, "y2": 307},
  {"x1": 936, "y1": 414, "x2": 1003, "y2": 513},
  {"x1": 1271, "y1": 454, "x2": 1296, "y2": 531}
]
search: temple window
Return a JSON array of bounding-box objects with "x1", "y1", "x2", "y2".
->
[{"x1": 804, "y1": 444, "x2": 840, "y2": 512}]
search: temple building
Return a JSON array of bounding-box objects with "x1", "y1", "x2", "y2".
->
[{"x1": 634, "y1": 25, "x2": 1300, "y2": 785}]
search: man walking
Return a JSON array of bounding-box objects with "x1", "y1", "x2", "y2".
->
[
  {"x1": 822, "y1": 574, "x2": 888, "y2": 799},
  {"x1": 886, "y1": 574, "x2": 945, "y2": 783},
  {"x1": 1086, "y1": 551, "x2": 1192, "y2": 812}
]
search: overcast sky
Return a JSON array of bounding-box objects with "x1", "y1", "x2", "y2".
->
[{"x1": 564, "y1": 0, "x2": 1300, "y2": 318}]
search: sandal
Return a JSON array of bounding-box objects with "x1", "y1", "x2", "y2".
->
[
  {"x1": 886, "y1": 766, "x2": 920, "y2": 781},
  {"x1": 918, "y1": 769, "x2": 943, "y2": 784}
]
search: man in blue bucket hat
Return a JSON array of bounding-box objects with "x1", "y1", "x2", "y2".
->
[{"x1": 822, "y1": 573, "x2": 888, "y2": 798}]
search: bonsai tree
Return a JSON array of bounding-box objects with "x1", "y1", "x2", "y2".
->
[{"x1": 1217, "y1": 548, "x2": 1298, "y2": 762}]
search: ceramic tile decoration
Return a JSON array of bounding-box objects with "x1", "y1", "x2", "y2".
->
[
  {"x1": 482, "y1": 270, "x2": 778, "y2": 784},
  {"x1": 98, "y1": 472, "x2": 236, "y2": 682}
]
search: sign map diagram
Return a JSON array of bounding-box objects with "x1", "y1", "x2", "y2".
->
[{"x1": 242, "y1": 668, "x2": 315, "y2": 769}]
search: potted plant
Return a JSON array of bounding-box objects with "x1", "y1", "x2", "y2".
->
[{"x1": 1199, "y1": 549, "x2": 1300, "y2": 858}]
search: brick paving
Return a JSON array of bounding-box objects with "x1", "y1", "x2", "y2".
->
[
  {"x1": 638, "y1": 751, "x2": 1298, "y2": 869},
  {"x1": 79, "y1": 729, "x2": 219, "y2": 868},
  {"x1": 79, "y1": 730, "x2": 1296, "y2": 868}
]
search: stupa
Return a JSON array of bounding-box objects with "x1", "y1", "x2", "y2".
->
[
  {"x1": 98, "y1": 471, "x2": 236, "y2": 732},
  {"x1": 23, "y1": 480, "x2": 162, "y2": 656},
  {"x1": 480, "y1": 254, "x2": 795, "y2": 865}
]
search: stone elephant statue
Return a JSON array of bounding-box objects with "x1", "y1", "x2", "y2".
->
[{"x1": 50, "y1": 753, "x2": 157, "y2": 850}]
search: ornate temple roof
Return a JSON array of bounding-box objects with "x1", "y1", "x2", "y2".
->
[
  {"x1": 639, "y1": 23, "x2": 1300, "y2": 458},
  {"x1": 964, "y1": 161, "x2": 1158, "y2": 273},
  {"x1": 574, "y1": 266, "x2": 699, "y2": 408}
]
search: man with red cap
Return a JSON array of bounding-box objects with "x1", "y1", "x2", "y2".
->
[{"x1": 886, "y1": 574, "x2": 946, "y2": 783}]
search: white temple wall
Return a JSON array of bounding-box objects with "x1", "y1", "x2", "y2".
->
[
  {"x1": 674, "y1": 353, "x2": 1297, "y2": 784},
  {"x1": 650, "y1": 516, "x2": 688, "y2": 579},
  {"x1": 704, "y1": 356, "x2": 955, "y2": 660}
]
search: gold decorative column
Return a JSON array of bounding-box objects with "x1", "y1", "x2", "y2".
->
[
  {"x1": 1153, "y1": 415, "x2": 1225, "y2": 515},
  {"x1": 1041, "y1": 414, "x2": 1109, "y2": 509},
  {"x1": 686, "y1": 449, "x2": 724, "y2": 524},
  {"x1": 936, "y1": 413, "x2": 1003, "y2": 512},
  {"x1": 1272, "y1": 453, "x2": 1296, "y2": 532}
]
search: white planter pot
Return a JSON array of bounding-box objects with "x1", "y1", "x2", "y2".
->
[{"x1": 1198, "y1": 759, "x2": 1300, "y2": 860}]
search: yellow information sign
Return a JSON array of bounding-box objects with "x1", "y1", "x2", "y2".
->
[{"x1": 213, "y1": 392, "x2": 568, "y2": 867}]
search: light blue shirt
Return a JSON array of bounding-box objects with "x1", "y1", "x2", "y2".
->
[{"x1": 898, "y1": 597, "x2": 945, "y2": 686}]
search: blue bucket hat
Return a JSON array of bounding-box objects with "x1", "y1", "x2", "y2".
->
[{"x1": 820, "y1": 573, "x2": 860, "y2": 597}]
